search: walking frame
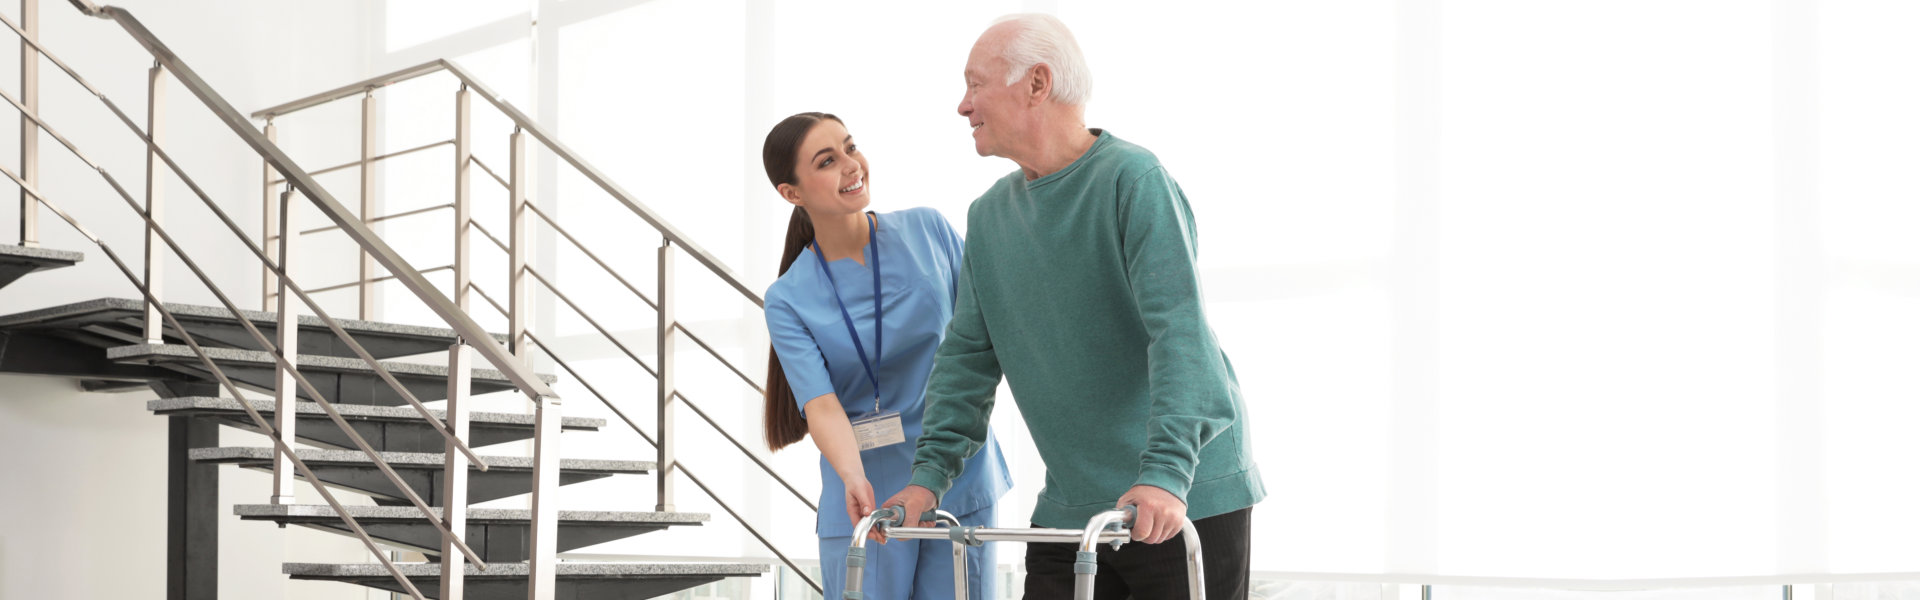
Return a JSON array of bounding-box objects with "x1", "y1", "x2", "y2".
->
[{"x1": 846, "y1": 503, "x2": 1206, "y2": 600}]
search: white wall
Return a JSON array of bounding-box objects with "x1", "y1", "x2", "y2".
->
[{"x1": 0, "y1": 1, "x2": 387, "y2": 598}]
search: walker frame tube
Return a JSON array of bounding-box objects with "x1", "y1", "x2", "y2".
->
[{"x1": 846, "y1": 503, "x2": 1206, "y2": 599}]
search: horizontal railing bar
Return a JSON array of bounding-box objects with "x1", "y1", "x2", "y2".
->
[
  {"x1": 437, "y1": 60, "x2": 764, "y2": 307},
  {"x1": 468, "y1": 219, "x2": 510, "y2": 254},
  {"x1": 672, "y1": 322, "x2": 761, "y2": 395},
  {"x1": 471, "y1": 155, "x2": 508, "y2": 189},
  {"x1": 0, "y1": 157, "x2": 492, "y2": 567},
  {"x1": 523, "y1": 265, "x2": 658, "y2": 379},
  {"x1": 469, "y1": 282, "x2": 509, "y2": 320},
  {"x1": 88, "y1": 8, "x2": 555, "y2": 402},
  {"x1": 0, "y1": 70, "x2": 496, "y2": 480},
  {"x1": 302, "y1": 202, "x2": 451, "y2": 236},
  {"x1": 308, "y1": 265, "x2": 453, "y2": 294},
  {"x1": 470, "y1": 154, "x2": 508, "y2": 190},
  {"x1": 679, "y1": 463, "x2": 822, "y2": 595},
  {"x1": 252, "y1": 61, "x2": 450, "y2": 119},
  {"x1": 502, "y1": 306, "x2": 821, "y2": 595},
  {"x1": 675, "y1": 390, "x2": 813, "y2": 511},
  {"x1": 0, "y1": 59, "x2": 494, "y2": 476},
  {"x1": 271, "y1": 139, "x2": 453, "y2": 185},
  {"x1": 523, "y1": 330, "x2": 654, "y2": 447},
  {"x1": 523, "y1": 200, "x2": 658, "y2": 311},
  {"x1": 1, "y1": 167, "x2": 469, "y2": 600}
]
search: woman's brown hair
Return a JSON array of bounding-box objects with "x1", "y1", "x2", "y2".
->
[{"x1": 761, "y1": 112, "x2": 841, "y2": 451}]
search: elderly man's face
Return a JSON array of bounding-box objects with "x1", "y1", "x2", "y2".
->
[{"x1": 958, "y1": 29, "x2": 1027, "y2": 159}]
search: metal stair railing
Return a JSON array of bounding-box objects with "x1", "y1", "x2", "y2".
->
[
  {"x1": 31, "y1": 1, "x2": 572, "y2": 597},
  {"x1": 258, "y1": 58, "x2": 827, "y2": 594}
]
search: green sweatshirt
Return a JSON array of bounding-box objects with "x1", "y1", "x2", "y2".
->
[{"x1": 910, "y1": 130, "x2": 1265, "y2": 528}]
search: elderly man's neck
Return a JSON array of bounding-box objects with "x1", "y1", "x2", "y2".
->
[{"x1": 1013, "y1": 118, "x2": 1099, "y2": 181}]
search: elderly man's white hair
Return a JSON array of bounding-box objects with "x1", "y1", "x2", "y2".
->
[{"x1": 989, "y1": 13, "x2": 1092, "y2": 107}]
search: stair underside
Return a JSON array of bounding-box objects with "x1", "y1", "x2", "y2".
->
[
  {"x1": 194, "y1": 447, "x2": 650, "y2": 506},
  {"x1": 0, "y1": 244, "x2": 82, "y2": 290},
  {"x1": 285, "y1": 562, "x2": 767, "y2": 600},
  {"x1": 236, "y1": 504, "x2": 705, "y2": 562},
  {"x1": 149, "y1": 397, "x2": 603, "y2": 452},
  {"x1": 110, "y1": 343, "x2": 553, "y2": 405}
]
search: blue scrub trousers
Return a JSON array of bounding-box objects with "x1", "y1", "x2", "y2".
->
[{"x1": 820, "y1": 503, "x2": 997, "y2": 600}]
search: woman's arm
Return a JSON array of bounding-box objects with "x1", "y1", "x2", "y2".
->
[{"x1": 803, "y1": 392, "x2": 877, "y2": 533}]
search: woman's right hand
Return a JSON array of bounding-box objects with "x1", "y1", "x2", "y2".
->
[{"x1": 844, "y1": 476, "x2": 881, "y2": 541}]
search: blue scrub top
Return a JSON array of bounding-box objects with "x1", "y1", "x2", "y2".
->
[{"x1": 765, "y1": 207, "x2": 1012, "y2": 537}]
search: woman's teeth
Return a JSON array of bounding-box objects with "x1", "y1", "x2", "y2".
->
[{"x1": 841, "y1": 180, "x2": 864, "y2": 194}]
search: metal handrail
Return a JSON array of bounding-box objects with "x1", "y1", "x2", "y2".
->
[
  {"x1": 0, "y1": 32, "x2": 492, "y2": 473},
  {"x1": 2, "y1": 165, "x2": 448, "y2": 600},
  {"x1": 255, "y1": 59, "x2": 764, "y2": 307},
  {"x1": 81, "y1": 7, "x2": 557, "y2": 402},
  {"x1": 466, "y1": 160, "x2": 763, "y2": 394},
  {"x1": 0, "y1": 76, "x2": 495, "y2": 559},
  {"x1": 48, "y1": 5, "x2": 564, "y2": 596}
]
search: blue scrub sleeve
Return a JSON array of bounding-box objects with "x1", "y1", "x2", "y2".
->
[
  {"x1": 930, "y1": 211, "x2": 966, "y2": 303},
  {"x1": 765, "y1": 295, "x2": 836, "y2": 410}
]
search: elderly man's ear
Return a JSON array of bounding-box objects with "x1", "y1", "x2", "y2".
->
[{"x1": 1026, "y1": 63, "x2": 1055, "y2": 106}]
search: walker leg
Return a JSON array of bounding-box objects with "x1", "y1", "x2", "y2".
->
[{"x1": 1181, "y1": 518, "x2": 1206, "y2": 600}]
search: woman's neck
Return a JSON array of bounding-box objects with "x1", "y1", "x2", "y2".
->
[{"x1": 810, "y1": 211, "x2": 870, "y2": 265}]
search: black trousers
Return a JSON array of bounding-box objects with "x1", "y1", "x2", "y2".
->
[{"x1": 1023, "y1": 506, "x2": 1252, "y2": 600}]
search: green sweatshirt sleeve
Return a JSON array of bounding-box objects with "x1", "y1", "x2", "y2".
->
[
  {"x1": 909, "y1": 247, "x2": 1002, "y2": 502},
  {"x1": 1118, "y1": 166, "x2": 1240, "y2": 502}
]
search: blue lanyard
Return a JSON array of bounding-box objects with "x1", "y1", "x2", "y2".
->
[{"x1": 812, "y1": 213, "x2": 882, "y2": 406}]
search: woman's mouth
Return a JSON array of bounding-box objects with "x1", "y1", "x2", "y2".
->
[{"x1": 840, "y1": 179, "x2": 865, "y2": 194}]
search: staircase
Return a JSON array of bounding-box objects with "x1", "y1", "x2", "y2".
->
[{"x1": 0, "y1": 1, "x2": 808, "y2": 598}]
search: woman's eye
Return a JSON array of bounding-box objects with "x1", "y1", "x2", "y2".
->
[
  {"x1": 820, "y1": 157, "x2": 834, "y2": 168},
  {"x1": 848, "y1": 145, "x2": 859, "y2": 154}
]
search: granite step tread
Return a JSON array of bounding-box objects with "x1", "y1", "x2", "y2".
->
[
  {"x1": 234, "y1": 504, "x2": 707, "y2": 524},
  {"x1": 0, "y1": 297, "x2": 499, "y2": 342},
  {"x1": 107, "y1": 343, "x2": 557, "y2": 384},
  {"x1": 284, "y1": 562, "x2": 769, "y2": 578},
  {"x1": 190, "y1": 447, "x2": 652, "y2": 473},
  {"x1": 0, "y1": 244, "x2": 84, "y2": 263},
  {"x1": 148, "y1": 397, "x2": 604, "y2": 429}
]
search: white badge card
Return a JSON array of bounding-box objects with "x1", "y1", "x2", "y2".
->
[{"x1": 851, "y1": 410, "x2": 906, "y2": 451}]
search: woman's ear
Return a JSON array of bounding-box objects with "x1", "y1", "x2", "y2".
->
[{"x1": 777, "y1": 183, "x2": 804, "y2": 207}]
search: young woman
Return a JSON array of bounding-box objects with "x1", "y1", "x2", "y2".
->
[{"x1": 761, "y1": 112, "x2": 1012, "y2": 599}]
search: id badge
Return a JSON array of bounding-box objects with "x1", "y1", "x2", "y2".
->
[{"x1": 850, "y1": 410, "x2": 906, "y2": 451}]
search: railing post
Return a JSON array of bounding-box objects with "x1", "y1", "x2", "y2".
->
[
  {"x1": 656, "y1": 238, "x2": 676, "y2": 512},
  {"x1": 441, "y1": 341, "x2": 472, "y2": 600},
  {"x1": 452, "y1": 85, "x2": 471, "y2": 314},
  {"x1": 17, "y1": 0, "x2": 36, "y2": 248},
  {"x1": 260, "y1": 120, "x2": 277, "y2": 311},
  {"x1": 526, "y1": 393, "x2": 562, "y2": 600},
  {"x1": 269, "y1": 185, "x2": 298, "y2": 505},
  {"x1": 142, "y1": 60, "x2": 165, "y2": 343},
  {"x1": 507, "y1": 128, "x2": 529, "y2": 361},
  {"x1": 359, "y1": 89, "x2": 376, "y2": 320}
]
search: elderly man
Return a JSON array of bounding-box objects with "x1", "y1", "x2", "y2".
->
[{"x1": 879, "y1": 13, "x2": 1264, "y2": 600}]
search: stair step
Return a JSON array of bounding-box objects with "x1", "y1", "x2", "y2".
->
[
  {"x1": 0, "y1": 244, "x2": 82, "y2": 290},
  {"x1": 109, "y1": 343, "x2": 555, "y2": 405},
  {"x1": 0, "y1": 297, "x2": 503, "y2": 360},
  {"x1": 236, "y1": 504, "x2": 705, "y2": 562},
  {"x1": 148, "y1": 397, "x2": 604, "y2": 452},
  {"x1": 285, "y1": 562, "x2": 767, "y2": 600},
  {"x1": 193, "y1": 447, "x2": 649, "y2": 506}
]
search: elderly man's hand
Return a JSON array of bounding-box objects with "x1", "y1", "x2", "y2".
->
[
  {"x1": 876, "y1": 485, "x2": 938, "y2": 544},
  {"x1": 1117, "y1": 485, "x2": 1187, "y2": 545}
]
